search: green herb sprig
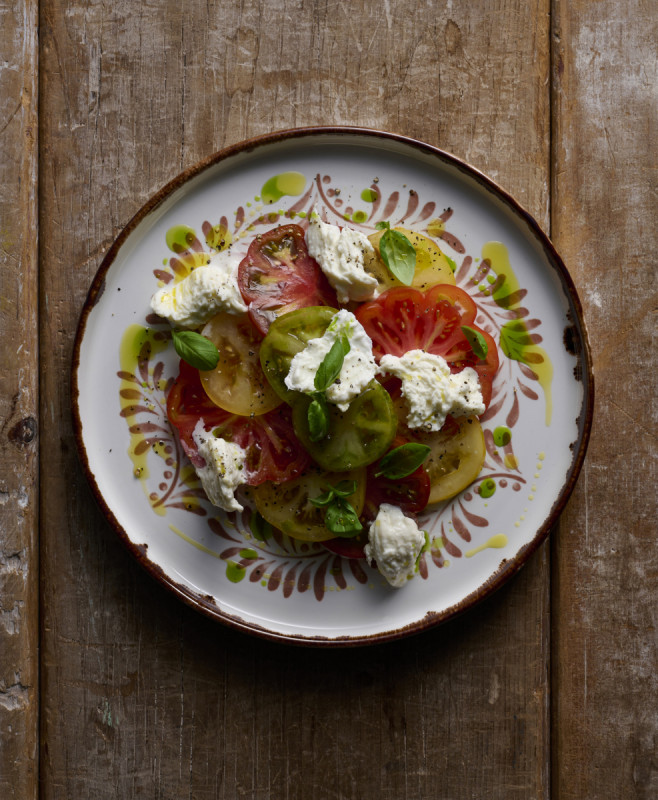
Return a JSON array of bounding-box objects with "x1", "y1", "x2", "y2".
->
[
  {"x1": 310, "y1": 480, "x2": 363, "y2": 537},
  {"x1": 172, "y1": 330, "x2": 220, "y2": 370},
  {"x1": 375, "y1": 221, "x2": 416, "y2": 285}
]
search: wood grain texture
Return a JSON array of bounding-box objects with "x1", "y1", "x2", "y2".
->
[
  {"x1": 0, "y1": 1, "x2": 39, "y2": 798},
  {"x1": 551, "y1": 1, "x2": 658, "y2": 798},
  {"x1": 38, "y1": 1, "x2": 553, "y2": 797}
]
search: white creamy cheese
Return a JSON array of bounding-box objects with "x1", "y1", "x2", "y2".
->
[
  {"x1": 150, "y1": 250, "x2": 247, "y2": 328},
  {"x1": 306, "y1": 212, "x2": 378, "y2": 303},
  {"x1": 192, "y1": 422, "x2": 247, "y2": 512},
  {"x1": 284, "y1": 309, "x2": 377, "y2": 410},
  {"x1": 364, "y1": 504, "x2": 426, "y2": 588},
  {"x1": 378, "y1": 349, "x2": 484, "y2": 432}
]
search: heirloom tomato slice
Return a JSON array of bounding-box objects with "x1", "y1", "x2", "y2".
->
[
  {"x1": 364, "y1": 437, "x2": 431, "y2": 517},
  {"x1": 166, "y1": 360, "x2": 309, "y2": 485},
  {"x1": 292, "y1": 381, "x2": 396, "y2": 472},
  {"x1": 403, "y1": 415, "x2": 486, "y2": 503},
  {"x1": 355, "y1": 284, "x2": 499, "y2": 407},
  {"x1": 366, "y1": 227, "x2": 456, "y2": 292},
  {"x1": 200, "y1": 312, "x2": 281, "y2": 415},
  {"x1": 259, "y1": 306, "x2": 337, "y2": 404},
  {"x1": 251, "y1": 466, "x2": 366, "y2": 542},
  {"x1": 238, "y1": 224, "x2": 338, "y2": 336}
]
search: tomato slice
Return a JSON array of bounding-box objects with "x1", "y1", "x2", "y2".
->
[
  {"x1": 292, "y1": 381, "x2": 397, "y2": 472},
  {"x1": 167, "y1": 360, "x2": 310, "y2": 485},
  {"x1": 237, "y1": 224, "x2": 338, "y2": 336},
  {"x1": 251, "y1": 466, "x2": 366, "y2": 542},
  {"x1": 404, "y1": 415, "x2": 486, "y2": 503},
  {"x1": 366, "y1": 227, "x2": 456, "y2": 292},
  {"x1": 200, "y1": 313, "x2": 281, "y2": 415},
  {"x1": 355, "y1": 284, "x2": 499, "y2": 408},
  {"x1": 259, "y1": 306, "x2": 337, "y2": 403},
  {"x1": 365, "y1": 437, "x2": 431, "y2": 516},
  {"x1": 322, "y1": 532, "x2": 368, "y2": 559}
]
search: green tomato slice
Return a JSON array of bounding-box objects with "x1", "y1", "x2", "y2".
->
[
  {"x1": 259, "y1": 305, "x2": 338, "y2": 404},
  {"x1": 251, "y1": 466, "x2": 365, "y2": 542},
  {"x1": 292, "y1": 381, "x2": 397, "y2": 471}
]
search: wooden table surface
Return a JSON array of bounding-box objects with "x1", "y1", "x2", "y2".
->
[{"x1": 1, "y1": 1, "x2": 655, "y2": 797}]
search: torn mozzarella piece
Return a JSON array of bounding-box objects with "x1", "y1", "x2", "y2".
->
[
  {"x1": 378, "y1": 349, "x2": 484, "y2": 432},
  {"x1": 364, "y1": 504, "x2": 425, "y2": 588},
  {"x1": 150, "y1": 250, "x2": 247, "y2": 329},
  {"x1": 284, "y1": 309, "x2": 377, "y2": 410},
  {"x1": 306, "y1": 212, "x2": 378, "y2": 303},
  {"x1": 192, "y1": 422, "x2": 247, "y2": 512}
]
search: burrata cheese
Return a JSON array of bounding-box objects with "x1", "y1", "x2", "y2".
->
[
  {"x1": 306, "y1": 212, "x2": 378, "y2": 303},
  {"x1": 378, "y1": 349, "x2": 484, "y2": 432},
  {"x1": 365, "y1": 504, "x2": 426, "y2": 588},
  {"x1": 284, "y1": 309, "x2": 377, "y2": 410},
  {"x1": 150, "y1": 250, "x2": 247, "y2": 329}
]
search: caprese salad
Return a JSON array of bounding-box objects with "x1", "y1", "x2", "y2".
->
[{"x1": 152, "y1": 211, "x2": 499, "y2": 587}]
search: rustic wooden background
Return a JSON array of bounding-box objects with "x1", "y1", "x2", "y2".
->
[{"x1": 1, "y1": 0, "x2": 655, "y2": 797}]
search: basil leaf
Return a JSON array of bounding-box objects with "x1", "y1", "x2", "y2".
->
[
  {"x1": 379, "y1": 229, "x2": 416, "y2": 285},
  {"x1": 374, "y1": 443, "x2": 431, "y2": 479},
  {"x1": 172, "y1": 330, "x2": 220, "y2": 370},
  {"x1": 249, "y1": 511, "x2": 273, "y2": 542},
  {"x1": 307, "y1": 394, "x2": 329, "y2": 442},
  {"x1": 325, "y1": 498, "x2": 363, "y2": 537},
  {"x1": 314, "y1": 335, "x2": 350, "y2": 392},
  {"x1": 332, "y1": 479, "x2": 357, "y2": 499},
  {"x1": 375, "y1": 220, "x2": 391, "y2": 231},
  {"x1": 460, "y1": 325, "x2": 489, "y2": 359},
  {"x1": 310, "y1": 491, "x2": 335, "y2": 508}
]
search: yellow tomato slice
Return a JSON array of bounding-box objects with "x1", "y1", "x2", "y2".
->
[
  {"x1": 366, "y1": 227, "x2": 456, "y2": 292},
  {"x1": 200, "y1": 313, "x2": 281, "y2": 416},
  {"x1": 251, "y1": 466, "x2": 366, "y2": 542},
  {"x1": 409, "y1": 416, "x2": 486, "y2": 503}
]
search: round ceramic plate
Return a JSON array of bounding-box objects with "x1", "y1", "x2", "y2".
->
[{"x1": 72, "y1": 127, "x2": 593, "y2": 645}]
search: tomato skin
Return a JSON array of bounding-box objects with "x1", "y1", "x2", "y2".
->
[
  {"x1": 166, "y1": 360, "x2": 310, "y2": 485},
  {"x1": 238, "y1": 224, "x2": 338, "y2": 335},
  {"x1": 355, "y1": 285, "x2": 499, "y2": 407}
]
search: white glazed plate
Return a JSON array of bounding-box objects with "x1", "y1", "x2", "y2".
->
[{"x1": 72, "y1": 128, "x2": 593, "y2": 645}]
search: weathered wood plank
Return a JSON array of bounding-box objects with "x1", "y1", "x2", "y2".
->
[
  {"x1": 39, "y1": 1, "x2": 551, "y2": 797},
  {"x1": 551, "y1": 1, "x2": 658, "y2": 798},
  {"x1": 0, "y1": 1, "x2": 39, "y2": 798}
]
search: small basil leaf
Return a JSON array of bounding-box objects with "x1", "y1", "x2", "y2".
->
[
  {"x1": 172, "y1": 330, "x2": 220, "y2": 370},
  {"x1": 374, "y1": 443, "x2": 431, "y2": 479},
  {"x1": 325, "y1": 498, "x2": 363, "y2": 537},
  {"x1": 375, "y1": 220, "x2": 391, "y2": 231},
  {"x1": 307, "y1": 394, "x2": 329, "y2": 442},
  {"x1": 460, "y1": 325, "x2": 489, "y2": 359},
  {"x1": 249, "y1": 511, "x2": 273, "y2": 542},
  {"x1": 332, "y1": 479, "x2": 357, "y2": 499},
  {"x1": 310, "y1": 487, "x2": 335, "y2": 508},
  {"x1": 379, "y1": 229, "x2": 416, "y2": 285},
  {"x1": 314, "y1": 336, "x2": 349, "y2": 392}
]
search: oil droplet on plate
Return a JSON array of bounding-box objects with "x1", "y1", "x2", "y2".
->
[{"x1": 465, "y1": 534, "x2": 508, "y2": 558}]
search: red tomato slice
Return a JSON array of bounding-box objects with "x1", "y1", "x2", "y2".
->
[
  {"x1": 355, "y1": 284, "x2": 499, "y2": 407},
  {"x1": 237, "y1": 224, "x2": 338, "y2": 335},
  {"x1": 364, "y1": 437, "x2": 431, "y2": 517},
  {"x1": 166, "y1": 360, "x2": 310, "y2": 485},
  {"x1": 322, "y1": 532, "x2": 368, "y2": 560}
]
